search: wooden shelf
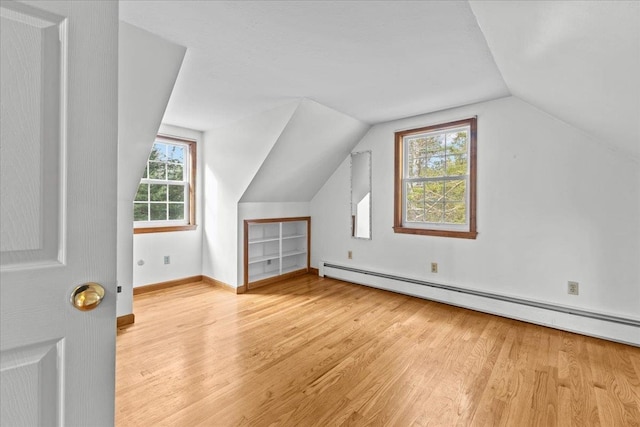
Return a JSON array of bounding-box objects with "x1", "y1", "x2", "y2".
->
[
  {"x1": 248, "y1": 236, "x2": 279, "y2": 244},
  {"x1": 250, "y1": 270, "x2": 281, "y2": 282},
  {"x1": 282, "y1": 234, "x2": 305, "y2": 241},
  {"x1": 248, "y1": 253, "x2": 280, "y2": 264},
  {"x1": 281, "y1": 265, "x2": 306, "y2": 275},
  {"x1": 282, "y1": 249, "x2": 306, "y2": 259},
  {"x1": 244, "y1": 217, "x2": 311, "y2": 289}
]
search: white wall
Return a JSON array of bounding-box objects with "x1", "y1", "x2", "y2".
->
[
  {"x1": 132, "y1": 231, "x2": 202, "y2": 286},
  {"x1": 237, "y1": 202, "x2": 310, "y2": 284},
  {"x1": 117, "y1": 23, "x2": 186, "y2": 316},
  {"x1": 202, "y1": 100, "x2": 369, "y2": 287},
  {"x1": 202, "y1": 103, "x2": 299, "y2": 287},
  {"x1": 311, "y1": 96, "x2": 640, "y2": 320},
  {"x1": 132, "y1": 124, "x2": 203, "y2": 287}
]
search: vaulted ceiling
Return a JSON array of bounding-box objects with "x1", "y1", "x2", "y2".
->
[
  {"x1": 470, "y1": 1, "x2": 640, "y2": 158},
  {"x1": 120, "y1": 0, "x2": 639, "y2": 158},
  {"x1": 119, "y1": 1, "x2": 508, "y2": 128}
]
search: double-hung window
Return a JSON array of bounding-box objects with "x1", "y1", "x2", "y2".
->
[
  {"x1": 394, "y1": 117, "x2": 477, "y2": 239},
  {"x1": 133, "y1": 135, "x2": 196, "y2": 233}
]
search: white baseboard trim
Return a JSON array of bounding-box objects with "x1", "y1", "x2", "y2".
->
[{"x1": 320, "y1": 262, "x2": 640, "y2": 346}]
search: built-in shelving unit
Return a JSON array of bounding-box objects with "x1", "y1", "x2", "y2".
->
[{"x1": 244, "y1": 217, "x2": 310, "y2": 289}]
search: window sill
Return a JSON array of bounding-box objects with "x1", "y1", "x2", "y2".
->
[
  {"x1": 393, "y1": 226, "x2": 477, "y2": 239},
  {"x1": 134, "y1": 224, "x2": 197, "y2": 234}
]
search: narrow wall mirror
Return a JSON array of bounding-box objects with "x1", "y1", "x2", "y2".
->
[{"x1": 351, "y1": 151, "x2": 371, "y2": 239}]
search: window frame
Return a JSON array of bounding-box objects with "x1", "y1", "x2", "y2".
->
[
  {"x1": 133, "y1": 134, "x2": 197, "y2": 234},
  {"x1": 393, "y1": 117, "x2": 477, "y2": 239}
]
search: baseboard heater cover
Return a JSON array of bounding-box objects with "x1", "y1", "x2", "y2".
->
[{"x1": 321, "y1": 262, "x2": 640, "y2": 346}]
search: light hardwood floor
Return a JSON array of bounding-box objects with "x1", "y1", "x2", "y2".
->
[{"x1": 116, "y1": 274, "x2": 640, "y2": 426}]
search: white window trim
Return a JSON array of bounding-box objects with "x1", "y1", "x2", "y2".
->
[{"x1": 401, "y1": 124, "x2": 471, "y2": 230}]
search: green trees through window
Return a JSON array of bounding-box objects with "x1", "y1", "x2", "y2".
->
[
  {"x1": 394, "y1": 118, "x2": 477, "y2": 239},
  {"x1": 133, "y1": 136, "x2": 196, "y2": 232},
  {"x1": 405, "y1": 130, "x2": 468, "y2": 224}
]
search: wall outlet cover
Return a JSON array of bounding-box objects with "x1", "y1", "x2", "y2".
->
[{"x1": 568, "y1": 281, "x2": 579, "y2": 295}]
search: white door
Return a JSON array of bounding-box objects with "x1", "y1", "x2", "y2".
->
[{"x1": 0, "y1": 0, "x2": 118, "y2": 425}]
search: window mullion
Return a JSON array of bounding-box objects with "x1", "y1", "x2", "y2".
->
[
  {"x1": 147, "y1": 181, "x2": 150, "y2": 222},
  {"x1": 404, "y1": 175, "x2": 465, "y2": 183},
  {"x1": 441, "y1": 181, "x2": 446, "y2": 223},
  {"x1": 422, "y1": 182, "x2": 426, "y2": 223}
]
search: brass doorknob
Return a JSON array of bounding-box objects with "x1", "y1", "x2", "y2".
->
[{"x1": 70, "y1": 282, "x2": 105, "y2": 311}]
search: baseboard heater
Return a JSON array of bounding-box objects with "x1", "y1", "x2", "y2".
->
[{"x1": 321, "y1": 262, "x2": 640, "y2": 345}]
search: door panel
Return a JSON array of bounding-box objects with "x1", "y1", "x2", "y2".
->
[
  {"x1": 0, "y1": 1, "x2": 118, "y2": 426},
  {"x1": 0, "y1": 339, "x2": 62, "y2": 426},
  {"x1": 0, "y1": 2, "x2": 62, "y2": 266}
]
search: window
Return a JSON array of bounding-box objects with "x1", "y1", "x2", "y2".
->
[
  {"x1": 133, "y1": 135, "x2": 196, "y2": 233},
  {"x1": 394, "y1": 117, "x2": 477, "y2": 239}
]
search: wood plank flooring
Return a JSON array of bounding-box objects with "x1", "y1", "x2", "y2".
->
[{"x1": 116, "y1": 274, "x2": 640, "y2": 426}]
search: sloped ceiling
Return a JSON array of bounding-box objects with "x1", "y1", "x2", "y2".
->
[
  {"x1": 240, "y1": 99, "x2": 370, "y2": 202},
  {"x1": 119, "y1": 0, "x2": 509, "y2": 131},
  {"x1": 470, "y1": 1, "x2": 640, "y2": 158},
  {"x1": 118, "y1": 22, "x2": 186, "y2": 200},
  {"x1": 206, "y1": 101, "x2": 299, "y2": 201},
  {"x1": 119, "y1": 0, "x2": 639, "y2": 177}
]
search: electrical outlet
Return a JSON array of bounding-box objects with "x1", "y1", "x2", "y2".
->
[
  {"x1": 164, "y1": 255, "x2": 170, "y2": 265},
  {"x1": 568, "y1": 281, "x2": 579, "y2": 295},
  {"x1": 348, "y1": 251, "x2": 353, "y2": 259},
  {"x1": 267, "y1": 259, "x2": 271, "y2": 265},
  {"x1": 117, "y1": 285, "x2": 122, "y2": 293},
  {"x1": 431, "y1": 262, "x2": 438, "y2": 273}
]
